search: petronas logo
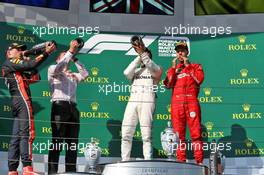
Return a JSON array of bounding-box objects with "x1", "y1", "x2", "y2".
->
[
  {"x1": 167, "y1": 104, "x2": 171, "y2": 113},
  {"x1": 240, "y1": 69, "x2": 248, "y2": 77},
  {"x1": 245, "y1": 138, "x2": 253, "y2": 148},
  {"x1": 203, "y1": 88, "x2": 212, "y2": 96},
  {"x1": 17, "y1": 26, "x2": 25, "y2": 34},
  {"x1": 238, "y1": 35, "x2": 246, "y2": 44},
  {"x1": 242, "y1": 104, "x2": 251, "y2": 113},
  {"x1": 91, "y1": 67, "x2": 99, "y2": 76},
  {"x1": 205, "y1": 122, "x2": 214, "y2": 131},
  {"x1": 91, "y1": 102, "x2": 99, "y2": 111}
]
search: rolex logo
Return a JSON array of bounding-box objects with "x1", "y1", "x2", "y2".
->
[
  {"x1": 240, "y1": 69, "x2": 248, "y2": 77},
  {"x1": 81, "y1": 102, "x2": 111, "y2": 119},
  {"x1": 230, "y1": 69, "x2": 259, "y2": 85},
  {"x1": 242, "y1": 104, "x2": 251, "y2": 113},
  {"x1": 245, "y1": 138, "x2": 253, "y2": 148},
  {"x1": 205, "y1": 122, "x2": 214, "y2": 131},
  {"x1": 229, "y1": 35, "x2": 256, "y2": 51},
  {"x1": 84, "y1": 67, "x2": 109, "y2": 84},
  {"x1": 91, "y1": 102, "x2": 99, "y2": 111},
  {"x1": 167, "y1": 104, "x2": 171, "y2": 113},
  {"x1": 91, "y1": 67, "x2": 99, "y2": 76},
  {"x1": 203, "y1": 88, "x2": 212, "y2": 96},
  {"x1": 238, "y1": 35, "x2": 246, "y2": 44},
  {"x1": 17, "y1": 26, "x2": 25, "y2": 34},
  {"x1": 199, "y1": 88, "x2": 223, "y2": 103}
]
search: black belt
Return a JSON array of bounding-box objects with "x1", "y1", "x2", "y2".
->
[{"x1": 52, "y1": 100, "x2": 76, "y2": 106}]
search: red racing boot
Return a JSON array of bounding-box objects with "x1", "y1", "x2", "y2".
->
[
  {"x1": 22, "y1": 166, "x2": 40, "y2": 175},
  {"x1": 8, "y1": 171, "x2": 18, "y2": 175}
]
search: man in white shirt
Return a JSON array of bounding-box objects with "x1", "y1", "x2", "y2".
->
[{"x1": 47, "y1": 40, "x2": 89, "y2": 173}]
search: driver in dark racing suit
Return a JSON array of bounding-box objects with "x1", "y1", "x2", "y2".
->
[{"x1": 2, "y1": 42, "x2": 56, "y2": 175}]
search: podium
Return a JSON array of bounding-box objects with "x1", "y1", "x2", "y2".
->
[{"x1": 99, "y1": 160, "x2": 209, "y2": 175}]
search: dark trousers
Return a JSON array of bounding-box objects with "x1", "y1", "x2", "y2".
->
[
  {"x1": 8, "y1": 98, "x2": 34, "y2": 171},
  {"x1": 48, "y1": 101, "x2": 80, "y2": 174}
]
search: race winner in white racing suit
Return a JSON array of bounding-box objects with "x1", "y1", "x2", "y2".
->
[{"x1": 121, "y1": 36, "x2": 162, "y2": 161}]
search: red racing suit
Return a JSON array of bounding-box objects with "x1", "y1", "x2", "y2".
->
[{"x1": 164, "y1": 62, "x2": 204, "y2": 163}]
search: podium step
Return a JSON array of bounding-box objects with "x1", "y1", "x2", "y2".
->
[{"x1": 100, "y1": 160, "x2": 209, "y2": 175}]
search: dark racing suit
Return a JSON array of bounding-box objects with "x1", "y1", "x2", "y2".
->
[
  {"x1": 2, "y1": 53, "x2": 49, "y2": 171},
  {"x1": 164, "y1": 62, "x2": 204, "y2": 164}
]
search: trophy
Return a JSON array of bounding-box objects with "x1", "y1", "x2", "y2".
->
[
  {"x1": 160, "y1": 121, "x2": 179, "y2": 160},
  {"x1": 209, "y1": 140, "x2": 225, "y2": 175},
  {"x1": 84, "y1": 137, "x2": 102, "y2": 174}
]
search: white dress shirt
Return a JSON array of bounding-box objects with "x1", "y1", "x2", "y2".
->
[{"x1": 48, "y1": 51, "x2": 89, "y2": 103}]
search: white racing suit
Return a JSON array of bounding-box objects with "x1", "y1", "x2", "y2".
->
[{"x1": 121, "y1": 51, "x2": 162, "y2": 161}]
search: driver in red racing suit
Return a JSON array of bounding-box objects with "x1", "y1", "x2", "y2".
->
[{"x1": 163, "y1": 42, "x2": 204, "y2": 164}]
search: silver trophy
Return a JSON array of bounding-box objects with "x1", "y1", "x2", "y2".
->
[
  {"x1": 209, "y1": 140, "x2": 225, "y2": 175},
  {"x1": 84, "y1": 137, "x2": 102, "y2": 174},
  {"x1": 161, "y1": 121, "x2": 179, "y2": 160}
]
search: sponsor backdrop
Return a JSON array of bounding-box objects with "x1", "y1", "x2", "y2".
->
[
  {"x1": 0, "y1": 22, "x2": 264, "y2": 164},
  {"x1": 90, "y1": 0, "x2": 174, "y2": 15},
  {"x1": 195, "y1": 0, "x2": 264, "y2": 15}
]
